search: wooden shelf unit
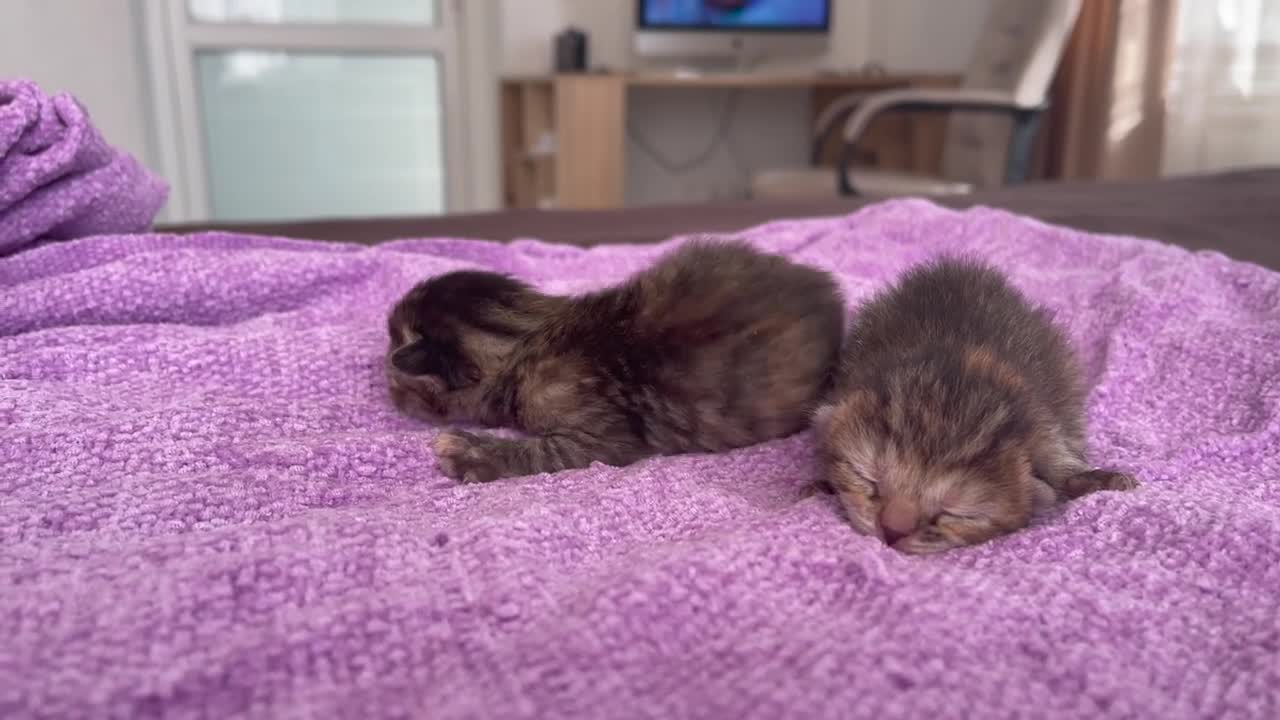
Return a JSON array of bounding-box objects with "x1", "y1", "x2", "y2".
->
[{"x1": 500, "y1": 72, "x2": 958, "y2": 210}]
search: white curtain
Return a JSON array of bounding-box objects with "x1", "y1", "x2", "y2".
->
[{"x1": 1163, "y1": 0, "x2": 1280, "y2": 174}]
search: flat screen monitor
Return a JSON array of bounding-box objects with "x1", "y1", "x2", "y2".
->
[{"x1": 635, "y1": 0, "x2": 832, "y2": 59}]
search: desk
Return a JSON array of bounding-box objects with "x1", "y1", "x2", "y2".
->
[{"x1": 500, "y1": 71, "x2": 958, "y2": 209}]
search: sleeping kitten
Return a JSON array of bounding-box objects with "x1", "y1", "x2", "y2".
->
[
  {"x1": 813, "y1": 258, "x2": 1136, "y2": 554},
  {"x1": 387, "y1": 240, "x2": 845, "y2": 482}
]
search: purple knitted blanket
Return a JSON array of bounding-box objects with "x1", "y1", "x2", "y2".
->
[
  {"x1": 2, "y1": 201, "x2": 1278, "y2": 719},
  {"x1": 0, "y1": 79, "x2": 166, "y2": 255}
]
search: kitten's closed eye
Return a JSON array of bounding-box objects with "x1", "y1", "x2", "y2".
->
[
  {"x1": 842, "y1": 467, "x2": 879, "y2": 499},
  {"x1": 390, "y1": 337, "x2": 480, "y2": 390},
  {"x1": 828, "y1": 458, "x2": 876, "y2": 492},
  {"x1": 858, "y1": 474, "x2": 879, "y2": 496}
]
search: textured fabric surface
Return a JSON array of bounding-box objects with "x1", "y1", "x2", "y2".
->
[
  {"x1": 0, "y1": 79, "x2": 166, "y2": 256},
  {"x1": 2, "y1": 200, "x2": 1278, "y2": 719}
]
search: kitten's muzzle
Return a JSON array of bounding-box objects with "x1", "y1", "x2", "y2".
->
[{"x1": 879, "y1": 499, "x2": 919, "y2": 545}]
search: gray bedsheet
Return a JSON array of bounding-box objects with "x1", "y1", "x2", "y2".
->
[{"x1": 164, "y1": 168, "x2": 1280, "y2": 270}]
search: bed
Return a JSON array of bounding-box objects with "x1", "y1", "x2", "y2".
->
[
  {"x1": 4, "y1": 79, "x2": 1279, "y2": 719},
  {"x1": 167, "y1": 167, "x2": 1280, "y2": 271}
]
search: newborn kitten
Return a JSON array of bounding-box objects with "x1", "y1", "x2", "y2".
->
[
  {"x1": 813, "y1": 258, "x2": 1136, "y2": 554},
  {"x1": 387, "y1": 240, "x2": 845, "y2": 482}
]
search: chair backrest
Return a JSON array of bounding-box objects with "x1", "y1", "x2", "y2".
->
[{"x1": 940, "y1": 0, "x2": 1082, "y2": 187}]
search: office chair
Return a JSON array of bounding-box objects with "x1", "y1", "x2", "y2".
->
[{"x1": 751, "y1": 0, "x2": 1082, "y2": 199}]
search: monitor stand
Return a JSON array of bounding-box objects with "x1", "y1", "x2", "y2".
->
[{"x1": 638, "y1": 51, "x2": 801, "y2": 78}]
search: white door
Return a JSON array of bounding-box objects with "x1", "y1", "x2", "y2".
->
[{"x1": 144, "y1": 0, "x2": 471, "y2": 223}]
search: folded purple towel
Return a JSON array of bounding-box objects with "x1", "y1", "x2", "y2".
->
[
  {"x1": 0, "y1": 79, "x2": 166, "y2": 255},
  {"x1": 2, "y1": 200, "x2": 1279, "y2": 719}
]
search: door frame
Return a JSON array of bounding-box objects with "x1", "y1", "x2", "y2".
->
[{"x1": 139, "y1": 0, "x2": 497, "y2": 223}]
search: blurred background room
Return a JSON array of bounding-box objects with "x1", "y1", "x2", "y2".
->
[{"x1": 3, "y1": 0, "x2": 1278, "y2": 224}]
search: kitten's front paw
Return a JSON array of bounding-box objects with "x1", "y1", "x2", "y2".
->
[
  {"x1": 432, "y1": 430, "x2": 502, "y2": 483},
  {"x1": 1061, "y1": 469, "x2": 1138, "y2": 499}
]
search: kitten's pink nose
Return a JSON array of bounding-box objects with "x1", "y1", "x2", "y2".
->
[{"x1": 879, "y1": 501, "x2": 919, "y2": 545}]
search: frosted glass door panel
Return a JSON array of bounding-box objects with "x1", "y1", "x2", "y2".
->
[
  {"x1": 188, "y1": 0, "x2": 436, "y2": 25},
  {"x1": 196, "y1": 52, "x2": 444, "y2": 221}
]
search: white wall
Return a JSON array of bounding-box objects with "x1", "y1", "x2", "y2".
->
[
  {"x1": 500, "y1": 0, "x2": 992, "y2": 205},
  {"x1": 863, "y1": 0, "x2": 992, "y2": 74},
  {"x1": 0, "y1": 1, "x2": 159, "y2": 174},
  {"x1": 459, "y1": 1, "x2": 504, "y2": 212}
]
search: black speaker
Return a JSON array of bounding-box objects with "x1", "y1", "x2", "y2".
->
[{"x1": 554, "y1": 27, "x2": 589, "y2": 73}]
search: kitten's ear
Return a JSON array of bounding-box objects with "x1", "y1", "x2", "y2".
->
[
  {"x1": 815, "y1": 388, "x2": 878, "y2": 439},
  {"x1": 390, "y1": 338, "x2": 480, "y2": 389}
]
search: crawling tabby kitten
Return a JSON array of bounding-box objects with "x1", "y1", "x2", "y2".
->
[
  {"x1": 813, "y1": 258, "x2": 1136, "y2": 554},
  {"x1": 387, "y1": 240, "x2": 844, "y2": 482}
]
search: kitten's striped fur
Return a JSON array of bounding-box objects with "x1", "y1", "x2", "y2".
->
[
  {"x1": 387, "y1": 241, "x2": 845, "y2": 482},
  {"x1": 814, "y1": 258, "x2": 1136, "y2": 554}
]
